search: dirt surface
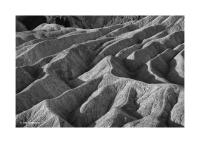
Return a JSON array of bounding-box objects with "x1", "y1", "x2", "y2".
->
[{"x1": 16, "y1": 16, "x2": 184, "y2": 127}]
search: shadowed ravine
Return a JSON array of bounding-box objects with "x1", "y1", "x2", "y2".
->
[{"x1": 16, "y1": 16, "x2": 184, "y2": 127}]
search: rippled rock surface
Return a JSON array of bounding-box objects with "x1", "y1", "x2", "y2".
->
[{"x1": 16, "y1": 16, "x2": 184, "y2": 127}]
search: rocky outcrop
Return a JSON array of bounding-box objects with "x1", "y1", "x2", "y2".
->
[
  {"x1": 16, "y1": 16, "x2": 184, "y2": 127},
  {"x1": 16, "y1": 16, "x2": 144, "y2": 32}
]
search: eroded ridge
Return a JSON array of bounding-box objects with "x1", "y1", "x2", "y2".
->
[{"x1": 16, "y1": 16, "x2": 184, "y2": 127}]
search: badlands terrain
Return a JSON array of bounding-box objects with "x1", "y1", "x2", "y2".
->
[{"x1": 16, "y1": 16, "x2": 184, "y2": 127}]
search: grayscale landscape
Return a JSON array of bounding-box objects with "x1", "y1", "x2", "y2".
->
[{"x1": 16, "y1": 16, "x2": 184, "y2": 127}]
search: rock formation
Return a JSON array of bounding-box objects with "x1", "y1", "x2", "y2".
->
[
  {"x1": 16, "y1": 16, "x2": 144, "y2": 31},
  {"x1": 16, "y1": 16, "x2": 184, "y2": 127}
]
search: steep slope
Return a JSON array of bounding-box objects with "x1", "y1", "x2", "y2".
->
[{"x1": 16, "y1": 16, "x2": 184, "y2": 127}]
